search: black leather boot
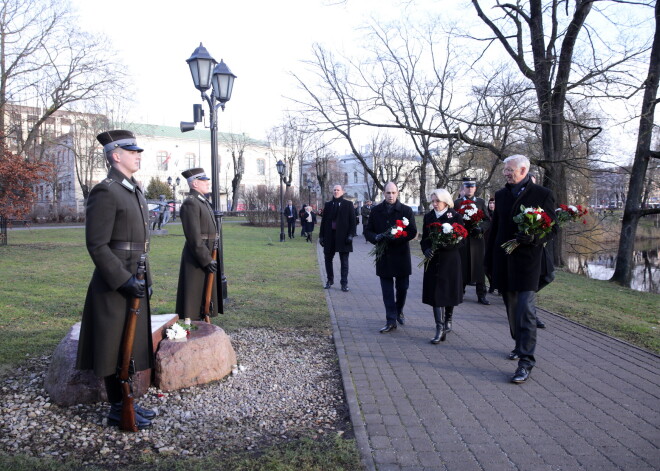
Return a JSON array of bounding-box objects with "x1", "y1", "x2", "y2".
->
[
  {"x1": 430, "y1": 307, "x2": 446, "y2": 344},
  {"x1": 107, "y1": 402, "x2": 152, "y2": 430},
  {"x1": 445, "y1": 307, "x2": 453, "y2": 333}
]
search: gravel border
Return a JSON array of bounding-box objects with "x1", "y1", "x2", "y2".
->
[{"x1": 0, "y1": 328, "x2": 353, "y2": 467}]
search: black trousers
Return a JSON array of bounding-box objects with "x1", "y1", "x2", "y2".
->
[
  {"x1": 324, "y1": 251, "x2": 349, "y2": 286},
  {"x1": 503, "y1": 291, "x2": 537, "y2": 369},
  {"x1": 287, "y1": 219, "x2": 295, "y2": 237},
  {"x1": 104, "y1": 374, "x2": 123, "y2": 403},
  {"x1": 380, "y1": 276, "x2": 409, "y2": 325}
]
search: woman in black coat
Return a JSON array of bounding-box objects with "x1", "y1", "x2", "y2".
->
[
  {"x1": 420, "y1": 189, "x2": 464, "y2": 343},
  {"x1": 302, "y1": 205, "x2": 317, "y2": 242}
]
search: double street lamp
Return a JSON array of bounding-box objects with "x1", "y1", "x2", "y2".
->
[
  {"x1": 167, "y1": 176, "x2": 181, "y2": 221},
  {"x1": 306, "y1": 180, "x2": 313, "y2": 206},
  {"x1": 276, "y1": 160, "x2": 286, "y2": 242},
  {"x1": 180, "y1": 42, "x2": 237, "y2": 307}
]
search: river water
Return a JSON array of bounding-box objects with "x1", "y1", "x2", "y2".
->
[{"x1": 566, "y1": 241, "x2": 659, "y2": 294}]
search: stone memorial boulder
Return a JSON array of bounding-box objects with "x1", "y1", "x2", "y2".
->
[
  {"x1": 45, "y1": 314, "x2": 178, "y2": 406},
  {"x1": 155, "y1": 321, "x2": 236, "y2": 392}
]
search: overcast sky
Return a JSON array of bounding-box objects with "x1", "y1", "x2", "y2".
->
[{"x1": 70, "y1": 0, "x2": 449, "y2": 141}]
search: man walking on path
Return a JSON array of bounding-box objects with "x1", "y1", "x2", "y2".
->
[
  {"x1": 485, "y1": 154, "x2": 556, "y2": 384},
  {"x1": 365, "y1": 182, "x2": 417, "y2": 333},
  {"x1": 284, "y1": 200, "x2": 297, "y2": 239},
  {"x1": 319, "y1": 185, "x2": 356, "y2": 292},
  {"x1": 455, "y1": 176, "x2": 491, "y2": 305}
]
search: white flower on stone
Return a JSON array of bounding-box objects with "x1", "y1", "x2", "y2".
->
[
  {"x1": 442, "y1": 223, "x2": 453, "y2": 234},
  {"x1": 165, "y1": 323, "x2": 187, "y2": 340},
  {"x1": 568, "y1": 205, "x2": 577, "y2": 212}
]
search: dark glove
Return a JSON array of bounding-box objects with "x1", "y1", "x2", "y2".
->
[
  {"x1": 204, "y1": 260, "x2": 218, "y2": 274},
  {"x1": 319, "y1": 237, "x2": 325, "y2": 247},
  {"x1": 375, "y1": 233, "x2": 384, "y2": 242},
  {"x1": 345, "y1": 235, "x2": 353, "y2": 244},
  {"x1": 423, "y1": 248, "x2": 433, "y2": 258},
  {"x1": 148, "y1": 286, "x2": 153, "y2": 299},
  {"x1": 118, "y1": 275, "x2": 145, "y2": 298},
  {"x1": 515, "y1": 232, "x2": 535, "y2": 245},
  {"x1": 472, "y1": 226, "x2": 483, "y2": 235}
]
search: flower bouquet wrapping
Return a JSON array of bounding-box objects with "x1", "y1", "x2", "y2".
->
[
  {"x1": 555, "y1": 204, "x2": 588, "y2": 227},
  {"x1": 501, "y1": 205, "x2": 554, "y2": 254},
  {"x1": 369, "y1": 217, "x2": 409, "y2": 263},
  {"x1": 456, "y1": 199, "x2": 486, "y2": 237},
  {"x1": 418, "y1": 222, "x2": 468, "y2": 269}
]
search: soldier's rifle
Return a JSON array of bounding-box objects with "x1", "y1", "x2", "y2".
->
[{"x1": 117, "y1": 253, "x2": 147, "y2": 432}]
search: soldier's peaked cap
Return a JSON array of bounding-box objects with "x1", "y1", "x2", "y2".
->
[
  {"x1": 96, "y1": 130, "x2": 144, "y2": 153},
  {"x1": 462, "y1": 176, "x2": 476, "y2": 186},
  {"x1": 181, "y1": 168, "x2": 210, "y2": 182}
]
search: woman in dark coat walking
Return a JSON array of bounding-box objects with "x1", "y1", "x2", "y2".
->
[
  {"x1": 420, "y1": 189, "x2": 464, "y2": 343},
  {"x1": 302, "y1": 205, "x2": 317, "y2": 242}
]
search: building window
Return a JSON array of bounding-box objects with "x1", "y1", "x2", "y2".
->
[
  {"x1": 157, "y1": 151, "x2": 170, "y2": 171},
  {"x1": 344, "y1": 173, "x2": 348, "y2": 185},
  {"x1": 257, "y1": 159, "x2": 265, "y2": 175},
  {"x1": 354, "y1": 171, "x2": 358, "y2": 184},
  {"x1": 184, "y1": 153, "x2": 196, "y2": 169}
]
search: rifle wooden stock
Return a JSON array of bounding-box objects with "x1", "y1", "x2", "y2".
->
[
  {"x1": 201, "y1": 239, "x2": 218, "y2": 323},
  {"x1": 118, "y1": 254, "x2": 147, "y2": 432}
]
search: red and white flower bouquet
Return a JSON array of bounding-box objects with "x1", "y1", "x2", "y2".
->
[
  {"x1": 418, "y1": 222, "x2": 468, "y2": 269},
  {"x1": 369, "y1": 217, "x2": 410, "y2": 262},
  {"x1": 501, "y1": 205, "x2": 554, "y2": 254},
  {"x1": 555, "y1": 204, "x2": 588, "y2": 227},
  {"x1": 456, "y1": 199, "x2": 486, "y2": 237}
]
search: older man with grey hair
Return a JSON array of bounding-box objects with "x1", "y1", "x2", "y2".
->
[{"x1": 485, "y1": 154, "x2": 556, "y2": 384}]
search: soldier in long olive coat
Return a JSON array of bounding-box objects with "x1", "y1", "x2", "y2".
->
[
  {"x1": 76, "y1": 130, "x2": 155, "y2": 429},
  {"x1": 175, "y1": 168, "x2": 219, "y2": 320}
]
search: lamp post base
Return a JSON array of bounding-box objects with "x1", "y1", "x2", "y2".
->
[{"x1": 280, "y1": 232, "x2": 286, "y2": 242}]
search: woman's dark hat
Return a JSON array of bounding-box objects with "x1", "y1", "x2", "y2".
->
[
  {"x1": 96, "y1": 130, "x2": 143, "y2": 153},
  {"x1": 181, "y1": 168, "x2": 210, "y2": 182}
]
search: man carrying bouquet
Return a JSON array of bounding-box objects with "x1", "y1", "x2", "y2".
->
[
  {"x1": 485, "y1": 155, "x2": 556, "y2": 384},
  {"x1": 365, "y1": 182, "x2": 417, "y2": 333},
  {"x1": 454, "y1": 176, "x2": 491, "y2": 305}
]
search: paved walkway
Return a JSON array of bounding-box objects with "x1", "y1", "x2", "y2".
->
[{"x1": 318, "y1": 233, "x2": 659, "y2": 471}]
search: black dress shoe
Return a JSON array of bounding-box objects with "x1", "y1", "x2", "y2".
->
[
  {"x1": 379, "y1": 323, "x2": 397, "y2": 333},
  {"x1": 536, "y1": 318, "x2": 546, "y2": 328},
  {"x1": 107, "y1": 403, "x2": 152, "y2": 430},
  {"x1": 341, "y1": 285, "x2": 349, "y2": 292},
  {"x1": 477, "y1": 296, "x2": 491, "y2": 305},
  {"x1": 324, "y1": 281, "x2": 333, "y2": 289},
  {"x1": 135, "y1": 403, "x2": 157, "y2": 419},
  {"x1": 397, "y1": 313, "x2": 405, "y2": 325},
  {"x1": 511, "y1": 366, "x2": 530, "y2": 384},
  {"x1": 507, "y1": 351, "x2": 520, "y2": 360}
]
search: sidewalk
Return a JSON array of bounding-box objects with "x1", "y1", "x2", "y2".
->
[{"x1": 319, "y1": 233, "x2": 659, "y2": 471}]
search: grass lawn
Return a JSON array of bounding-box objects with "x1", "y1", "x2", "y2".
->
[{"x1": 0, "y1": 223, "x2": 360, "y2": 470}]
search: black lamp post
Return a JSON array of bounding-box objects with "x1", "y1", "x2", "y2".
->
[
  {"x1": 181, "y1": 42, "x2": 236, "y2": 306},
  {"x1": 307, "y1": 180, "x2": 312, "y2": 206},
  {"x1": 167, "y1": 176, "x2": 181, "y2": 221},
  {"x1": 276, "y1": 160, "x2": 286, "y2": 242}
]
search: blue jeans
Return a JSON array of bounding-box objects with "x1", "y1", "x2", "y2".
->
[{"x1": 380, "y1": 276, "x2": 409, "y2": 325}]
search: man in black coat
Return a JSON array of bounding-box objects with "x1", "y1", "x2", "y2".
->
[
  {"x1": 365, "y1": 182, "x2": 418, "y2": 333},
  {"x1": 360, "y1": 200, "x2": 373, "y2": 242},
  {"x1": 284, "y1": 200, "x2": 297, "y2": 239},
  {"x1": 76, "y1": 129, "x2": 156, "y2": 429},
  {"x1": 454, "y1": 177, "x2": 491, "y2": 305},
  {"x1": 319, "y1": 185, "x2": 356, "y2": 291},
  {"x1": 485, "y1": 155, "x2": 556, "y2": 384}
]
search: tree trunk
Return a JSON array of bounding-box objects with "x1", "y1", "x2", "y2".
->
[{"x1": 611, "y1": 1, "x2": 660, "y2": 286}]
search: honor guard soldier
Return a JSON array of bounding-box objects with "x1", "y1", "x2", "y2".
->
[
  {"x1": 175, "y1": 168, "x2": 220, "y2": 321},
  {"x1": 76, "y1": 130, "x2": 156, "y2": 429}
]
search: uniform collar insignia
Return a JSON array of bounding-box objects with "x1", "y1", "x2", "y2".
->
[{"x1": 120, "y1": 178, "x2": 135, "y2": 191}]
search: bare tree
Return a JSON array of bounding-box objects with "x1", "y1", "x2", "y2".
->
[
  {"x1": 0, "y1": 0, "x2": 128, "y2": 158},
  {"x1": 220, "y1": 131, "x2": 249, "y2": 211},
  {"x1": 267, "y1": 114, "x2": 313, "y2": 189},
  {"x1": 611, "y1": 1, "x2": 660, "y2": 286}
]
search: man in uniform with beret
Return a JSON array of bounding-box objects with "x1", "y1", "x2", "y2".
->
[
  {"x1": 455, "y1": 177, "x2": 491, "y2": 306},
  {"x1": 76, "y1": 130, "x2": 156, "y2": 429},
  {"x1": 175, "y1": 168, "x2": 219, "y2": 321}
]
